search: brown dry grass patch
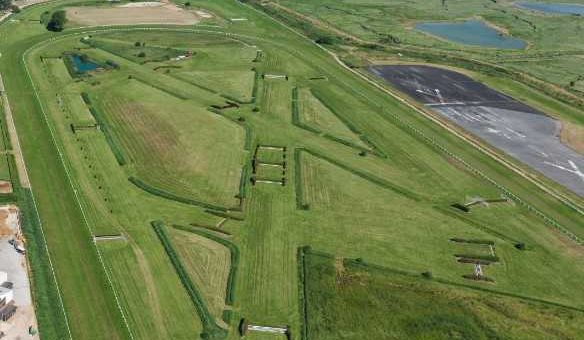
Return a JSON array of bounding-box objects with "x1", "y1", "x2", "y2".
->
[
  {"x1": 66, "y1": 4, "x2": 201, "y2": 26},
  {"x1": 560, "y1": 121, "x2": 584, "y2": 155}
]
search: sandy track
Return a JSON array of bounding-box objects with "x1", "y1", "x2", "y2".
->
[{"x1": 66, "y1": 3, "x2": 202, "y2": 26}]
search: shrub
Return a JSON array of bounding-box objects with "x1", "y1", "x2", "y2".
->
[
  {"x1": 137, "y1": 52, "x2": 146, "y2": 58},
  {"x1": 422, "y1": 271, "x2": 433, "y2": 279},
  {"x1": 134, "y1": 41, "x2": 141, "y2": 47},
  {"x1": 515, "y1": 242, "x2": 526, "y2": 250},
  {"x1": 46, "y1": 10, "x2": 66, "y2": 32},
  {"x1": 252, "y1": 107, "x2": 259, "y2": 112}
]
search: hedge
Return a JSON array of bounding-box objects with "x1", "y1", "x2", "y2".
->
[
  {"x1": 128, "y1": 177, "x2": 228, "y2": 212},
  {"x1": 450, "y1": 238, "x2": 495, "y2": 246},
  {"x1": 87, "y1": 106, "x2": 126, "y2": 166},
  {"x1": 151, "y1": 221, "x2": 227, "y2": 339},
  {"x1": 297, "y1": 148, "x2": 421, "y2": 201},
  {"x1": 80, "y1": 92, "x2": 91, "y2": 105},
  {"x1": 454, "y1": 254, "x2": 499, "y2": 262},
  {"x1": 250, "y1": 69, "x2": 260, "y2": 104},
  {"x1": 297, "y1": 246, "x2": 310, "y2": 340},
  {"x1": 238, "y1": 164, "x2": 249, "y2": 199},
  {"x1": 172, "y1": 224, "x2": 240, "y2": 306},
  {"x1": 17, "y1": 188, "x2": 70, "y2": 339},
  {"x1": 294, "y1": 149, "x2": 308, "y2": 210}
]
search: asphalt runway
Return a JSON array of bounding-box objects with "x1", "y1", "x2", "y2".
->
[{"x1": 369, "y1": 65, "x2": 584, "y2": 197}]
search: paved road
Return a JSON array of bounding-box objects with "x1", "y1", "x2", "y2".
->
[{"x1": 370, "y1": 65, "x2": 584, "y2": 197}]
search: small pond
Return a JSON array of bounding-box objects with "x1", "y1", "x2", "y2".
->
[
  {"x1": 415, "y1": 20, "x2": 527, "y2": 49},
  {"x1": 516, "y1": 2, "x2": 584, "y2": 15},
  {"x1": 70, "y1": 54, "x2": 100, "y2": 73}
]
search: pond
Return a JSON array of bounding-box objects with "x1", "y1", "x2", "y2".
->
[
  {"x1": 516, "y1": 2, "x2": 584, "y2": 15},
  {"x1": 70, "y1": 54, "x2": 100, "y2": 73},
  {"x1": 415, "y1": 20, "x2": 527, "y2": 49}
]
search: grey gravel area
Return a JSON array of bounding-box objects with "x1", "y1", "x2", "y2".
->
[{"x1": 369, "y1": 65, "x2": 584, "y2": 196}]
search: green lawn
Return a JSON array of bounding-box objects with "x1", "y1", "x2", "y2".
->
[{"x1": 1, "y1": 0, "x2": 583, "y2": 339}]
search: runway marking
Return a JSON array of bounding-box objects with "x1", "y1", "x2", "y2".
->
[
  {"x1": 505, "y1": 127, "x2": 526, "y2": 138},
  {"x1": 544, "y1": 160, "x2": 584, "y2": 183}
]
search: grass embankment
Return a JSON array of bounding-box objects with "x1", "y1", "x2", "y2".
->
[{"x1": 301, "y1": 249, "x2": 584, "y2": 339}]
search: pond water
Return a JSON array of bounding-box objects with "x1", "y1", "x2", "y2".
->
[
  {"x1": 71, "y1": 54, "x2": 99, "y2": 73},
  {"x1": 516, "y1": 2, "x2": 584, "y2": 15},
  {"x1": 415, "y1": 20, "x2": 527, "y2": 49}
]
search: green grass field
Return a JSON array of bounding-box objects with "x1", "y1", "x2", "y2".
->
[
  {"x1": 302, "y1": 250, "x2": 584, "y2": 339},
  {"x1": 0, "y1": 0, "x2": 582, "y2": 339}
]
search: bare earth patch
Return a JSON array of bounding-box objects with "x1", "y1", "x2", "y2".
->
[
  {"x1": 0, "y1": 180, "x2": 13, "y2": 194},
  {"x1": 560, "y1": 121, "x2": 584, "y2": 155},
  {"x1": 66, "y1": 3, "x2": 202, "y2": 26}
]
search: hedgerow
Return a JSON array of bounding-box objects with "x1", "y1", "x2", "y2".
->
[
  {"x1": 18, "y1": 188, "x2": 70, "y2": 339},
  {"x1": 454, "y1": 254, "x2": 499, "y2": 262},
  {"x1": 151, "y1": 221, "x2": 227, "y2": 339},
  {"x1": 297, "y1": 246, "x2": 311, "y2": 340},
  {"x1": 450, "y1": 238, "x2": 495, "y2": 245},
  {"x1": 172, "y1": 224, "x2": 240, "y2": 306},
  {"x1": 250, "y1": 69, "x2": 260, "y2": 104},
  {"x1": 128, "y1": 177, "x2": 228, "y2": 211},
  {"x1": 294, "y1": 149, "x2": 308, "y2": 210},
  {"x1": 80, "y1": 92, "x2": 91, "y2": 105},
  {"x1": 238, "y1": 164, "x2": 249, "y2": 199}
]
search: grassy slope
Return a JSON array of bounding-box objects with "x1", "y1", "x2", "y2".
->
[{"x1": 303, "y1": 251, "x2": 584, "y2": 340}]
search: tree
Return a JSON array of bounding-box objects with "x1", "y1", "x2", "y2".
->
[
  {"x1": 0, "y1": 0, "x2": 11, "y2": 11},
  {"x1": 46, "y1": 10, "x2": 67, "y2": 32},
  {"x1": 134, "y1": 41, "x2": 141, "y2": 47},
  {"x1": 137, "y1": 52, "x2": 146, "y2": 58}
]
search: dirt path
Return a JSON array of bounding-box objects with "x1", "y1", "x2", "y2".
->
[{"x1": 0, "y1": 74, "x2": 30, "y2": 188}]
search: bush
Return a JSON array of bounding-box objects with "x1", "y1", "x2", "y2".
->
[
  {"x1": 422, "y1": 271, "x2": 433, "y2": 279},
  {"x1": 252, "y1": 107, "x2": 259, "y2": 112},
  {"x1": 134, "y1": 41, "x2": 141, "y2": 47},
  {"x1": 514, "y1": 242, "x2": 526, "y2": 250},
  {"x1": 46, "y1": 10, "x2": 66, "y2": 32},
  {"x1": 137, "y1": 52, "x2": 146, "y2": 58}
]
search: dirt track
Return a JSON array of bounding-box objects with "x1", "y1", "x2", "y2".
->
[{"x1": 66, "y1": 3, "x2": 202, "y2": 26}]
